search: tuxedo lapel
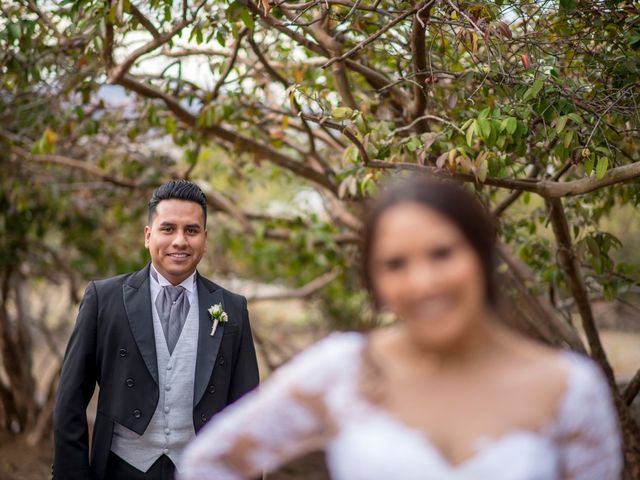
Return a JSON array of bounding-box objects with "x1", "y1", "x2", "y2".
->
[
  {"x1": 123, "y1": 265, "x2": 158, "y2": 385},
  {"x1": 193, "y1": 274, "x2": 225, "y2": 407}
]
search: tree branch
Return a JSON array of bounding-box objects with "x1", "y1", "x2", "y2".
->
[
  {"x1": 365, "y1": 159, "x2": 640, "y2": 198},
  {"x1": 246, "y1": 269, "x2": 340, "y2": 302},
  {"x1": 130, "y1": 3, "x2": 160, "y2": 38},
  {"x1": 301, "y1": 114, "x2": 370, "y2": 165},
  {"x1": 248, "y1": 36, "x2": 289, "y2": 87},
  {"x1": 108, "y1": 17, "x2": 193, "y2": 83},
  {"x1": 496, "y1": 243, "x2": 586, "y2": 353},
  {"x1": 245, "y1": 1, "x2": 329, "y2": 57},
  {"x1": 344, "y1": 59, "x2": 410, "y2": 108},
  {"x1": 211, "y1": 29, "x2": 247, "y2": 100},
  {"x1": 546, "y1": 199, "x2": 614, "y2": 377},
  {"x1": 116, "y1": 75, "x2": 336, "y2": 192},
  {"x1": 11, "y1": 147, "x2": 142, "y2": 189},
  {"x1": 322, "y1": 1, "x2": 431, "y2": 68},
  {"x1": 408, "y1": 3, "x2": 432, "y2": 131}
]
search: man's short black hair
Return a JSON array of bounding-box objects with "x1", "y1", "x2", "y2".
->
[{"x1": 148, "y1": 180, "x2": 207, "y2": 225}]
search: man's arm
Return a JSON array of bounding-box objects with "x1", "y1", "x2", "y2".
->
[
  {"x1": 228, "y1": 296, "x2": 259, "y2": 403},
  {"x1": 53, "y1": 281, "x2": 99, "y2": 479}
]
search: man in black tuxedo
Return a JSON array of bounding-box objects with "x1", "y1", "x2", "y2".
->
[{"x1": 53, "y1": 180, "x2": 259, "y2": 480}]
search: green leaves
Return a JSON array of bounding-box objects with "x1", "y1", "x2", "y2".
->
[
  {"x1": 595, "y1": 157, "x2": 609, "y2": 180},
  {"x1": 523, "y1": 77, "x2": 544, "y2": 102},
  {"x1": 500, "y1": 117, "x2": 518, "y2": 135},
  {"x1": 584, "y1": 156, "x2": 595, "y2": 176},
  {"x1": 559, "y1": 0, "x2": 577, "y2": 11},
  {"x1": 477, "y1": 118, "x2": 491, "y2": 139},
  {"x1": 331, "y1": 107, "x2": 354, "y2": 120}
]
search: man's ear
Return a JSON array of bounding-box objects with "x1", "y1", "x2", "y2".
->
[{"x1": 144, "y1": 225, "x2": 151, "y2": 248}]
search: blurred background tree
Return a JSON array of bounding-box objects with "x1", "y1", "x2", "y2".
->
[{"x1": 1, "y1": 0, "x2": 640, "y2": 476}]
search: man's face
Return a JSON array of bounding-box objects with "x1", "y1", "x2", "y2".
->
[{"x1": 144, "y1": 199, "x2": 207, "y2": 285}]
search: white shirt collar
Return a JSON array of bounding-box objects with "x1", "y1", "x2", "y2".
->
[{"x1": 150, "y1": 263, "x2": 197, "y2": 294}]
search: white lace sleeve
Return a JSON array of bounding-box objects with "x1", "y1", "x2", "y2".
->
[
  {"x1": 556, "y1": 354, "x2": 623, "y2": 480},
  {"x1": 179, "y1": 332, "x2": 363, "y2": 480}
]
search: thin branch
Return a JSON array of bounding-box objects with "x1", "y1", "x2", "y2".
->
[
  {"x1": 248, "y1": 36, "x2": 289, "y2": 87},
  {"x1": 116, "y1": 75, "x2": 336, "y2": 192},
  {"x1": 496, "y1": 243, "x2": 586, "y2": 352},
  {"x1": 364, "y1": 159, "x2": 640, "y2": 198},
  {"x1": 195, "y1": 180, "x2": 255, "y2": 233},
  {"x1": 23, "y1": 0, "x2": 63, "y2": 39},
  {"x1": 546, "y1": 198, "x2": 614, "y2": 379},
  {"x1": 282, "y1": 0, "x2": 390, "y2": 13},
  {"x1": 108, "y1": 9, "x2": 199, "y2": 83},
  {"x1": 246, "y1": 269, "x2": 340, "y2": 302},
  {"x1": 408, "y1": 3, "x2": 431, "y2": 130},
  {"x1": 246, "y1": 1, "x2": 329, "y2": 57},
  {"x1": 301, "y1": 114, "x2": 371, "y2": 165},
  {"x1": 11, "y1": 147, "x2": 141, "y2": 189},
  {"x1": 211, "y1": 29, "x2": 247, "y2": 100},
  {"x1": 492, "y1": 165, "x2": 541, "y2": 217},
  {"x1": 161, "y1": 46, "x2": 233, "y2": 58},
  {"x1": 344, "y1": 59, "x2": 410, "y2": 108},
  {"x1": 130, "y1": 3, "x2": 160, "y2": 38},
  {"x1": 322, "y1": 1, "x2": 431, "y2": 68},
  {"x1": 393, "y1": 114, "x2": 464, "y2": 136}
]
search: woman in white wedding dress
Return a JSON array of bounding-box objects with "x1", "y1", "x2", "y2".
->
[{"x1": 180, "y1": 178, "x2": 622, "y2": 480}]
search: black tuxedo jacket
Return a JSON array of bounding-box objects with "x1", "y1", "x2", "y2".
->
[{"x1": 52, "y1": 265, "x2": 259, "y2": 480}]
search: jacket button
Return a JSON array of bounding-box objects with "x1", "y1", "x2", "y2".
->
[
  {"x1": 133, "y1": 409, "x2": 142, "y2": 419},
  {"x1": 208, "y1": 385, "x2": 216, "y2": 394},
  {"x1": 200, "y1": 413, "x2": 207, "y2": 422},
  {"x1": 218, "y1": 356, "x2": 225, "y2": 366},
  {"x1": 126, "y1": 378, "x2": 135, "y2": 388},
  {"x1": 119, "y1": 348, "x2": 127, "y2": 358}
]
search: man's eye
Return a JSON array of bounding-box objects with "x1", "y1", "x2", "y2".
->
[
  {"x1": 161, "y1": 227, "x2": 173, "y2": 233},
  {"x1": 187, "y1": 228, "x2": 198, "y2": 234}
]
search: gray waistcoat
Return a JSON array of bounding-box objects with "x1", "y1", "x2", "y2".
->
[{"x1": 111, "y1": 285, "x2": 199, "y2": 472}]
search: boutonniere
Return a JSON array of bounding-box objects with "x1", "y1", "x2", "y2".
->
[{"x1": 208, "y1": 304, "x2": 228, "y2": 336}]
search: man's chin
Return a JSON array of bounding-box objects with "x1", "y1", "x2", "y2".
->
[{"x1": 158, "y1": 265, "x2": 197, "y2": 283}]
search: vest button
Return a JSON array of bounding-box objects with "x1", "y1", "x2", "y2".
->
[
  {"x1": 133, "y1": 409, "x2": 142, "y2": 419},
  {"x1": 126, "y1": 378, "x2": 135, "y2": 388},
  {"x1": 119, "y1": 348, "x2": 127, "y2": 358},
  {"x1": 208, "y1": 385, "x2": 216, "y2": 394},
  {"x1": 200, "y1": 413, "x2": 207, "y2": 422},
  {"x1": 218, "y1": 356, "x2": 225, "y2": 366}
]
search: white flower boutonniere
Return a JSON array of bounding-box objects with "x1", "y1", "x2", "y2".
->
[{"x1": 208, "y1": 304, "x2": 228, "y2": 336}]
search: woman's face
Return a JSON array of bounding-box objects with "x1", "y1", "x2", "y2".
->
[{"x1": 370, "y1": 202, "x2": 488, "y2": 349}]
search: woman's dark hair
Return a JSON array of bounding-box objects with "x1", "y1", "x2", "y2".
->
[
  {"x1": 148, "y1": 180, "x2": 207, "y2": 224},
  {"x1": 362, "y1": 176, "x2": 498, "y2": 307}
]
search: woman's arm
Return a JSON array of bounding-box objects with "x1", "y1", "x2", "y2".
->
[{"x1": 180, "y1": 333, "x2": 358, "y2": 480}]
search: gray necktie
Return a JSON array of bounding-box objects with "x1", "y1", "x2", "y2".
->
[{"x1": 153, "y1": 272, "x2": 190, "y2": 354}]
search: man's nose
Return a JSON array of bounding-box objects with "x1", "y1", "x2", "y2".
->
[{"x1": 172, "y1": 230, "x2": 188, "y2": 247}]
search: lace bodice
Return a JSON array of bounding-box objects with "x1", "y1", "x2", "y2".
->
[{"x1": 180, "y1": 332, "x2": 622, "y2": 480}]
